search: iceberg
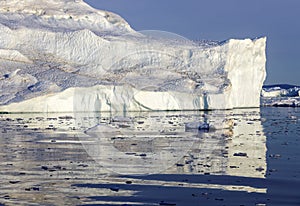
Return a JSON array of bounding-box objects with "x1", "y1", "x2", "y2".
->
[
  {"x1": 261, "y1": 97, "x2": 300, "y2": 107},
  {"x1": 0, "y1": 0, "x2": 267, "y2": 112},
  {"x1": 262, "y1": 84, "x2": 300, "y2": 98},
  {"x1": 261, "y1": 84, "x2": 300, "y2": 107}
]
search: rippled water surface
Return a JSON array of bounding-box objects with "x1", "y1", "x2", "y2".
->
[{"x1": 0, "y1": 107, "x2": 299, "y2": 206}]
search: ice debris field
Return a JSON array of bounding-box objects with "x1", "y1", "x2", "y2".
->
[{"x1": 0, "y1": 0, "x2": 295, "y2": 112}]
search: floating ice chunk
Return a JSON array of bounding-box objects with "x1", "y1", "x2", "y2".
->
[
  {"x1": 185, "y1": 119, "x2": 233, "y2": 131},
  {"x1": 112, "y1": 116, "x2": 133, "y2": 123}
]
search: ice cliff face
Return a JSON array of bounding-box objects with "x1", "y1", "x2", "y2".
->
[{"x1": 0, "y1": 0, "x2": 267, "y2": 112}]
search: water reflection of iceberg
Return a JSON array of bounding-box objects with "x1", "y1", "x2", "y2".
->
[
  {"x1": 0, "y1": 108, "x2": 268, "y2": 206},
  {"x1": 76, "y1": 112, "x2": 198, "y2": 175},
  {"x1": 0, "y1": 109, "x2": 267, "y2": 179},
  {"x1": 182, "y1": 109, "x2": 266, "y2": 179},
  {"x1": 76, "y1": 109, "x2": 267, "y2": 180},
  {"x1": 83, "y1": 125, "x2": 196, "y2": 175},
  {"x1": 226, "y1": 110, "x2": 267, "y2": 179}
]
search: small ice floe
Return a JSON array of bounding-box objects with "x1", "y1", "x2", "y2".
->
[
  {"x1": 185, "y1": 122, "x2": 210, "y2": 132},
  {"x1": 233, "y1": 152, "x2": 248, "y2": 157},
  {"x1": 185, "y1": 119, "x2": 233, "y2": 132},
  {"x1": 198, "y1": 122, "x2": 210, "y2": 131},
  {"x1": 112, "y1": 116, "x2": 133, "y2": 123},
  {"x1": 111, "y1": 117, "x2": 133, "y2": 128},
  {"x1": 215, "y1": 119, "x2": 234, "y2": 129},
  {"x1": 185, "y1": 122, "x2": 204, "y2": 130}
]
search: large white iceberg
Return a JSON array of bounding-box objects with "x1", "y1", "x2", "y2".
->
[{"x1": 0, "y1": 0, "x2": 267, "y2": 112}]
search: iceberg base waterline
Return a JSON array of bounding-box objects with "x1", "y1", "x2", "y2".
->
[{"x1": 0, "y1": 83, "x2": 255, "y2": 113}]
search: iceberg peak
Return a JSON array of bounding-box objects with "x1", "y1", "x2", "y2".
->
[
  {"x1": 0, "y1": 0, "x2": 133, "y2": 34},
  {"x1": 0, "y1": 0, "x2": 88, "y2": 14}
]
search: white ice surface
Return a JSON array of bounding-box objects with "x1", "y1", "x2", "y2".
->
[
  {"x1": 261, "y1": 85, "x2": 300, "y2": 107},
  {"x1": 0, "y1": 0, "x2": 267, "y2": 112},
  {"x1": 262, "y1": 85, "x2": 300, "y2": 98},
  {"x1": 261, "y1": 97, "x2": 300, "y2": 107}
]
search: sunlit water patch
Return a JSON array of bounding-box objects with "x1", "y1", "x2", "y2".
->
[{"x1": 0, "y1": 108, "x2": 299, "y2": 205}]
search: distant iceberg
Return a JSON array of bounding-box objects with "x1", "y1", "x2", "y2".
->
[
  {"x1": 261, "y1": 84, "x2": 300, "y2": 107},
  {"x1": 0, "y1": 0, "x2": 267, "y2": 112},
  {"x1": 262, "y1": 84, "x2": 300, "y2": 98}
]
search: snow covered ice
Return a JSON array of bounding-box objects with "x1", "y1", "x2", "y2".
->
[
  {"x1": 261, "y1": 84, "x2": 300, "y2": 107},
  {"x1": 0, "y1": 0, "x2": 267, "y2": 112},
  {"x1": 262, "y1": 85, "x2": 300, "y2": 98}
]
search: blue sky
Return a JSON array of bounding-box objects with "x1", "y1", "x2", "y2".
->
[{"x1": 85, "y1": 0, "x2": 300, "y2": 85}]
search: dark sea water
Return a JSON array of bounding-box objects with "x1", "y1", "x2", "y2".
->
[{"x1": 0, "y1": 107, "x2": 299, "y2": 206}]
